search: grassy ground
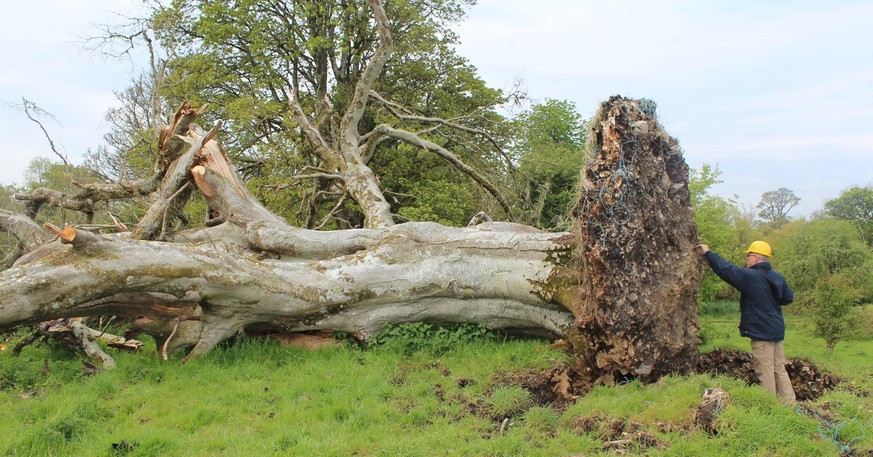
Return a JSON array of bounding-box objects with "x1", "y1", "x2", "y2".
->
[{"x1": 1, "y1": 305, "x2": 871, "y2": 457}]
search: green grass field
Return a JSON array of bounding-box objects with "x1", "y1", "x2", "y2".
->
[{"x1": 1, "y1": 304, "x2": 871, "y2": 456}]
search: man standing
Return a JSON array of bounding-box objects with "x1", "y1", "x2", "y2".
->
[{"x1": 696, "y1": 241, "x2": 797, "y2": 403}]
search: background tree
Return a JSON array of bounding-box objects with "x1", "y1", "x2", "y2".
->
[
  {"x1": 772, "y1": 218, "x2": 873, "y2": 301},
  {"x1": 824, "y1": 185, "x2": 873, "y2": 246},
  {"x1": 809, "y1": 273, "x2": 860, "y2": 351},
  {"x1": 757, "y1": 187, "x2": 800, "y2": 227},
  {"x1": 17, "y1": 158, "x2": 106, "y2": 223},
  {"x1": 511, "y1": 99, "x2": 587, "y2": 230}
]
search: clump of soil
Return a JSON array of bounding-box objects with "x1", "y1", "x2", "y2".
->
[
  {"x1": 502, "y1": 347, "x2": 840, "y2": 413},
  {"x1": 569, "y1": 414, "x2": 660, "y2": 452},
  {"x1": 499, "y1": 361, "x2": 594, "y2": 409},
  {"x1": 697, "y1": 348, "x2": 840, "y2": 401}
]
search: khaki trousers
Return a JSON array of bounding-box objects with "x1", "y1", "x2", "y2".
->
[{"x1": 750, "y1": 340, "x2": 797, "y2": 404}]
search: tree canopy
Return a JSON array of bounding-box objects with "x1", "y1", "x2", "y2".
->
[
  {"x1": 825, "y1": 185, "x2": 873, "y2": 246},
  {"x1": 144, "y1": 0, "x2": 513, "y2": 229},
  {"x1": 757, "y1": 187, "x2": 800, "y2": 227}
]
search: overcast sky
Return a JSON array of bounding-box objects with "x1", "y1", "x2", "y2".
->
[{"x1": 2, "y1": 0, "x2": 872, "y2": 217}]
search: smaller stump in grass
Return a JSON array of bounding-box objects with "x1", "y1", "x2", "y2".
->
[{"x1": 693, "y1": 387, "x2": 730, "y2": 435}]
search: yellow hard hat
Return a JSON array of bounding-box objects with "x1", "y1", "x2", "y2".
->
[{"x1": 745, "y1": 240, "x2": 772, "y2": 257}]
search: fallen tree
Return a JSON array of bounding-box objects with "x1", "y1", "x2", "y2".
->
[
  {"x1": 0, "y1": 0, "x2": 703, "y2": 383},
  {"x1": 1, "y1": 95, "x2": 702, "y2": 383}
]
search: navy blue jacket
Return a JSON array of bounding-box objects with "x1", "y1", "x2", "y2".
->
[{"x1": 704, "y1": 251, "x2": 794, "y2": 341}]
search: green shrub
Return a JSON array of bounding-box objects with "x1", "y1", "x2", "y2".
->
[
  {"x1": 775, "y1": 219, "x2": 872, "y2": 300},
  {"x1": 369, "y1": 322, "x2": 500, "y2": 355},
  {"x1": 810, "y1": 273, "x2": 860, "y2": 351}
]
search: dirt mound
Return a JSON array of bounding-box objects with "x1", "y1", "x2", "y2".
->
[
  {"x1": 520, "y1": 363, "x2": 594, "y2": 407},
  {"x1": 697, "y1": 348, "x2": 840, "y2": 401},
  {"x1": 510, "y1": 347, "x2": 841, "y2": 408}
]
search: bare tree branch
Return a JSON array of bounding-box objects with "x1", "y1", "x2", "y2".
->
[
  {"x1": 373, "y1": 124, "x2": 515, "y2": 219},
  {"x1": 369, "y1": 90, "x2": 505, "y2": 152},
  {"x1": 9, "y1": 98, "x2": 69, "y2": 166},
  {"x1": 286, "y1": 85, "x2": 340, "y2": 168},
  {"x1": 339, "y1": 0, "x2": 393, "y2": 157}
]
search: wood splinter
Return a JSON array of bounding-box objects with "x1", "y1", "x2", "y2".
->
[{"x1": 190, "y1": 165, "x2": 214, "y2": 197}]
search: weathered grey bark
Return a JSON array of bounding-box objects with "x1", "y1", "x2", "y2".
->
[
  {"x1": 2, "y1": 221, "x2": 578, "y2": 361},
  {"x1": 0, "y1": 210, "x2": 52, "y2": 268}
]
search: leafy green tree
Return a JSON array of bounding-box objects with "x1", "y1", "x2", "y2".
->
[
  {"x1": 757, "y1": 187, "x2": 800, "y2": 227},
  {"x1": 824, "y1": 185, "x2": 873, "y2": 246},
  {"x1": 810, "y1": 273, "x2": 860, "y2": 351},
  {"x1": 730, "y1": 204, "x2": 760, "y2": 250},
  {"x1": 511, "y1": 99, "x2": 587, "y2": 230},
  {"x1": 690, "y1": 164, "x2": 742, "y2": 302},
  {"x1": 373, "y1": 146, "x2": 478, "y2": 226},
  {"x1": 150, "y1": 0, "x2": 508, "y2": 227}
]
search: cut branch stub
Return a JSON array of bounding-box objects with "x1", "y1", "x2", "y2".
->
[
  {"x1": 572, "y1": 96, "x2": 704, "y2": 384},
  {"x1": 44, "y1": 223, "x2": 101, "y2": 247}
]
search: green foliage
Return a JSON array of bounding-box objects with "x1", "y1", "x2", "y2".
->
[
  {"x1": 773, "y1": 218, "x2": 873, "y2": 300},
  {"x1": 369, "y1": 322, "x2": 499, "y2": 355},
  {"x1": 150, "y1": 0, "x2": 508, "y2": 227},
  {"x1": 24, "y1": 158, "x2": 96, "y2": 193},
  {"x1": 690, "y1": 164, "x2": 743, "y2": 301},
  {"x1": 810, "y1": 273, "x2": 860, "y2": 351},
  {"x1": 373, "y1": 147, "x2": 478, "y2": 226},
  {"x1": 22, "y1": 157, "x2": 102, "y2": 223},
  {"x1": 16, "y1": 156, "x2": 164, "y2": 232},
  {"x1": 511, "y1": 99, "x2": 588, "y2": 230},
  {"x1": 825, "y1": 185, "x2": 873, "y2": 246},
  {"x1": 854, "y1": 304, "x2": 873, "y2": 340}
]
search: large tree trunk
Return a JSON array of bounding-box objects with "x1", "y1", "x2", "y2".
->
[
  {"x1": 0, "y1": 96, "x2": 702, "y2": 383},
  {"x1": 2, "y1": 220, "x2": 578, "y2": 361}
]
